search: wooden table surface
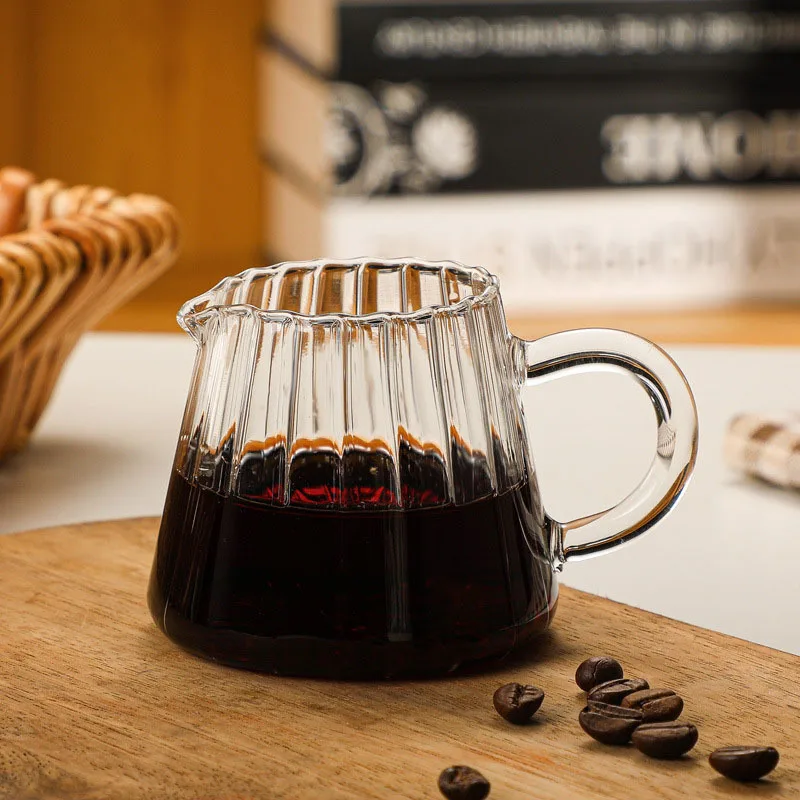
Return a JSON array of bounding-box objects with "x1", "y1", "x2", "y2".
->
[
  {"x1": 1, "y1": 517, "x2": 797, "y2": 799},
  {"x1": 98, "y1": 299, "x2": 800, "y2": 345}
]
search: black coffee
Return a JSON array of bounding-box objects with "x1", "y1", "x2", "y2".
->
[{"x1": 148, "y1": 447, "x2": 557, "y2": 679}]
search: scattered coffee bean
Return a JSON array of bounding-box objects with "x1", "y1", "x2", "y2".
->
[
  {"x1": 579, "y1": 702, "x2": 644, "y2": 745},
  {"x1": 587, "y1": 677, "x2": 649, "y2": 705},
  {"x1": 620, "y1": 689, "x2": 683, "y2": 722},
  {"x1": 575, "y1": 656, "x2": 624, "y2": 691},
  {"x1": 632, "y1": 721, "x2": 698, "y2": 759},
  {"x1": 709, "y1": 746, "x2": 780, "y2": 782},
  {"x1": 493, "y1": 683, "x2": 544, "y2": 724},
  {"x1": 438, "y1": 766, "x2": 490, "y2": 800}
]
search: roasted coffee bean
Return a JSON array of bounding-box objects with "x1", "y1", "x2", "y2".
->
[
  {"x1": 575, "y1": 656, "x2": 624, "y2": 691},
  {"x1": 492, "y1": 682, "x2": 544, "y2": 724},
  {"x1": 620, "y1": 689, "x2": 683, "y2": 722},
  {"x1": 632, "y1": 721, "x2": 698, "y2": 759},
  {"x1": 438, "y1": 766, "x2": 490, "y2": 800},
  {"x1": 587, "y1": 677, "x2": 649, "y2": 705},
  {"x1": 579, "y1": 702, "x2": 644, "y2": 745},
  {"x1": 709, "y1": 746, "x2": 780, "y2": 782}
]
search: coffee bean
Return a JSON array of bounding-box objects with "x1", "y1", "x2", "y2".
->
[
  {"x1": 632, "y1": 721, "x2": 698, "y2": 759},
  {"x1": 575, "y1": 656, "x2": 624, "y2": 691},
  {"x1": 587, "y1": 677, "x2": 649, "y2": 705},
  {"x1": 492, "y1": 683, "x2": 544, "y2": 724},
  {"x1": 579, "y1": 702, "x2": 644, "y2": 745},
  {"x1": 709, "y1": 746, "x2": 780, "y2": 782},
  {"x1": 620, "y1": 689, "x2": 683, "y2": 722},
  {"x1": 438, "y1": 766, "x2": 490, "y2": 800}
]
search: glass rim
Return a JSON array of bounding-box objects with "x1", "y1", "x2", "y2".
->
[{"x1": 177, "y1": 257, "x2": 500, "y2": 330}]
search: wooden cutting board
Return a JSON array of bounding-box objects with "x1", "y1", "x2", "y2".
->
[{"x1": 0, "y1": 518, "x2": 797, "y2": 799}]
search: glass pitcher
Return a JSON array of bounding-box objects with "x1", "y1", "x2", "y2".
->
[{"x1": 149, "y1": 258, "x2": 697, "y2": 679}]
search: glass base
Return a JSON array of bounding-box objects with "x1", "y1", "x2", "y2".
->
[{"x1": 149, "y1": 593, "x2": 558, "y2": 680}]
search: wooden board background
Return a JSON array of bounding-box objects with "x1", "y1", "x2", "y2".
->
[
  {"x1": 0, "y1": 516, "x2": 797, "y2": 799},
  {"x1": 0, "y1": 0, "x2": 263, "y2": 329}
]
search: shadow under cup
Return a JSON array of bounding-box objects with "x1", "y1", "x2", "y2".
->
[{"x1": 148, "y1": 260, "x2": 559, "y2": 679}]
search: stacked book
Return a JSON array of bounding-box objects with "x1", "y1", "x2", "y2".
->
[{"x1": 261, "y1": 0, "x2": 800, "y2": 312}]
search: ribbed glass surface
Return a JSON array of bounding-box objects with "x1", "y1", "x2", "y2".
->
[{"x1": 175, "y1": 258, "x2": 530, "y2": 508}]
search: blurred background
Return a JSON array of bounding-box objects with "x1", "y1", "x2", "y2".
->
[
  {"x1": 3, "y1": 0, "x2": 800, "y2": 342},
  {"x1": 3, "y1": 0, "x2": 800, "y2": 655}
]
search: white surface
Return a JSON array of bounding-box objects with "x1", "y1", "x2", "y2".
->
[
  {"x1": 0, "y1": 334, "x2": 195, "y2": 532},
  {"x1": 2, "y1": 332, "x2": 799, "y2": 654}
]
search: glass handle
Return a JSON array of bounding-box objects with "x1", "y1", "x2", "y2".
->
[{"x1": 516, "y1": 328, "x2": 698, "y2": 569}]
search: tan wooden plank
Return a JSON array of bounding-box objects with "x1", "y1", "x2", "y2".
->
[{"x1": 0, "y1": 517, "x2": 796, "y2": 798}]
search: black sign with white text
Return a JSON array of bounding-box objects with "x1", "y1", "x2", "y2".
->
[
  {"x1": 339, "y1": 0, "x2": 800, "y2": 81},
  {"x1": 329, "y1": 74, "x2": 800, "y2": 195}
]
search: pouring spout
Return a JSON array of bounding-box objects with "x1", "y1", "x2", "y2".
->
[
  {"x1": 177, "y1": 270, "x2": 262, "y2": 341},
  {"x1": 177, "y1": 290, "x2": 218, "y2": 343}
]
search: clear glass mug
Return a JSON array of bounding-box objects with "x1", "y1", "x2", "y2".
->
[{"x1": 149, "y1": 258, "x2": 698, "y2": 679}]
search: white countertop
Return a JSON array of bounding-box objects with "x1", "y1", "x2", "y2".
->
[{"x1": 2, "y1": 332, "x2": 799, "y2": 655}]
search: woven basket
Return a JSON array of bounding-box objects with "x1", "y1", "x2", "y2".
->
[{"x1": 0, "y1": 167, "x2": 180, "y2": 460}]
